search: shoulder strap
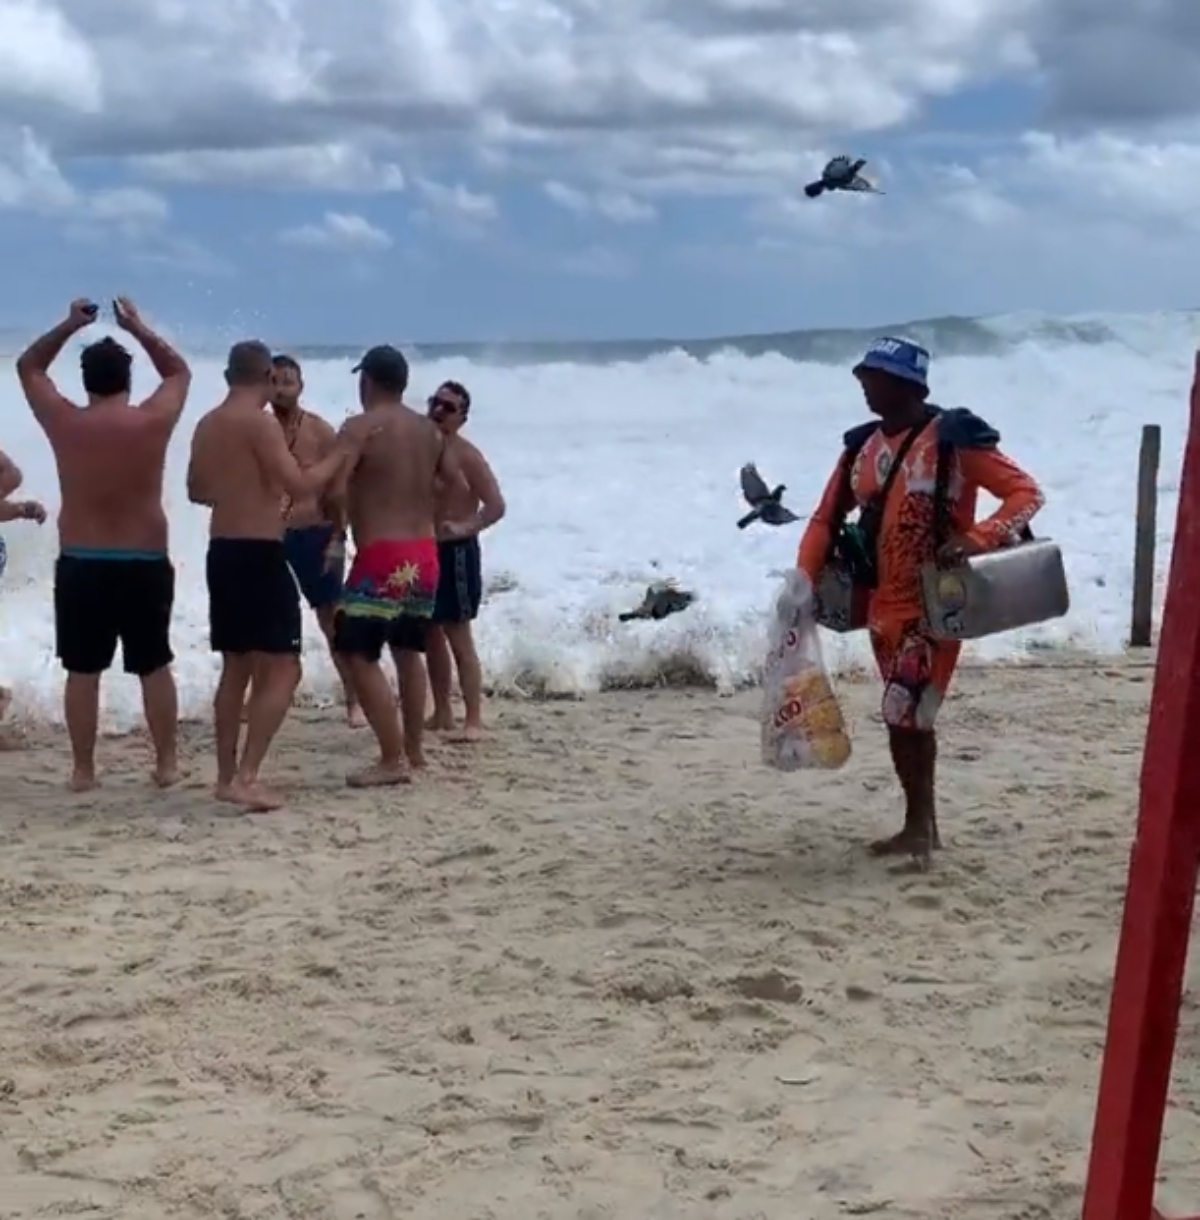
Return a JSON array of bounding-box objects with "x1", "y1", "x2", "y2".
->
[
  {"x1": 877, "y1": 423, "x2": 924, "y2": 505},
  {"x1": 931, "y1": 409, "x2": 1034, "y2": 545}
]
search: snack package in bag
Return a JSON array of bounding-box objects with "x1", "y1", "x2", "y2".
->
[{"x1": 761, "y1": 570, "x2": 852, "y2": 771}]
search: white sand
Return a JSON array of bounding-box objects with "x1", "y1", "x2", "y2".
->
[{"x1": 2, "y1": 656, "x2": 1199, "y2": 1219}]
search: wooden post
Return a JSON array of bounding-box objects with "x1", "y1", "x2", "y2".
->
[
  {"x1": 1130, "y1": 424, "x2": 1161, "y2": 647},
  {"x1": 1081, "y1": 363, "x2": 1200, "y2": 1220}
]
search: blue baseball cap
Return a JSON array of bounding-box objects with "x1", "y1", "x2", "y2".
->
[{"x1": 853, "y1": 336, "x2": 930, "y2": 389}]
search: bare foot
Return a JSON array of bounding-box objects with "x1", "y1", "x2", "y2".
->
[
  {"x1": 229, "y1": 778, "x2": 286, "y2": 811},
  {"x1": 347, "y1": 705, "x2": 368, "y2": 729},
  {"x1": 425, "y1": 715, "x2": 454, "y2": 732},
  {"x1": 405, "y1": 746, "x2": 427, "y2": 770},
  {"x1": 214, "y1": 781, "x2": 238, "y2": 804},
  {"x1": 68, "y1": 770, "x2": 98, "y2": 792},
  {"x1": 450, "y1": 725, "x2": 484, "y2": 744},
  {"x1": 152, "y1": 763, "x2": 184, "y2": 788},
  {"x1": 868, "y1": 825, "x2": 940, "y2": 861},
  {"x1": 347, "y1": 762, "x2": 411, "y2": 788}
]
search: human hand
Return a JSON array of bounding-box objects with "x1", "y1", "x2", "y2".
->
[
  {"x1": 339, "y1": 419, "x2": 383, "y2": 455},
  {"x1": 323, "y1": 534, "x2": 346, "y2": 573},
  {"x1": 67, "y1": 299, "x2": 99, "y2": 330},
  {"x1": 112, "y1": 296, "x2": 142, "y2": 331},
  {"x1": 15, "y1": 500, "x2": 45, "y2": 524},
  {"x1": 439, "y1": 519, "x2": 476, "y2": 541},
  {"x1": 936, "y1": 534, "x2": 984, "y2": 567}
]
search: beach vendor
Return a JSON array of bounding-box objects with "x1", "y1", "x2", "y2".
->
[{"x1": 795, "y1": 338, "x2": 1044, "y2": 864}]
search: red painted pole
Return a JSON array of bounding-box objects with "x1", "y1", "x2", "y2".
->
[{"x1": 1081, "y1": 353, "x2": 1200, "y2": 1220}]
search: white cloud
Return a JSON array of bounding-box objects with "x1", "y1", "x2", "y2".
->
[
  {"x1": 0, "y1": 0, "x2": 102, "y2": 113},
  {"x1": 0, "y1": 0, "x2": 1199, "y2": 313},
  {"x1": 0, "y1": 127, "x2": 170, "y2": 233},
  {"x1": 279, "y1": 211, "x2": 393, "y2": 251},
  {"x1": 543, "y1": 181, "x2": 656, "y2": 222},
  {"x1": 413, "y1": 178, "x2": 499, "y2": 236},
  {"x1": 133, "y1": 144, "x2": 405, "y2": 193},
  {"x1": 0, "y1": 0, "x2": 1046, "y2": 197}
]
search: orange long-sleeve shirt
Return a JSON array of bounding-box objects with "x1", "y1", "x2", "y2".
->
[{"x1": 797, "y1": 417, "x2": 1044, "y2": 627}]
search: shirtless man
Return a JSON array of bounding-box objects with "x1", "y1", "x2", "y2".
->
[
  {"x1": 270, "y1": 354, "x2": 363, "y2": 727},
  {"x1": 16, "y1": 298, "x2": 190, "y2": 790},
  {"x1": 0, "y1": 444, "x2": 48, "y2": 730},
  {"x1": 424, "y1": 381, "x2": 506, "y2": 741},
  {"x1": 186, "y1": 341, "x2": 366, "y2": 812},
  {"x1": 328, "y1": 345, "x2": 462, "y2": 786}
]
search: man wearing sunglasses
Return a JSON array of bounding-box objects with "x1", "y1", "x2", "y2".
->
[{"x1": 424, "y1": 381, "x2": 506, "y2": 741}]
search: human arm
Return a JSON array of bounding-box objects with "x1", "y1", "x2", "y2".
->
[
  {"x1": 186, "y1": 427, "x2": 213, "y2": 506},
  {"x1": 254, "y1": 413, "x2": 357, "y2": 501},
  {"x1": 0, "y1": 498, "x2": 45, "y2": 524},
  {"x1": 440, "y1": 445, "x2": 506, "y2": 538},
  {"x1": 0, "y1": 448, "x2": 22, "y2": 499},
  {"x1": 795, "y1": 457, "x2": 855, "y2": 581},
  {"x1": 955, "y1": 447, "x2": 1045, "y2": 553},
  {"x1": 15, "y1": 300, "x2": 96, "y2": 432},
  {"x1": 115, "y1": 298, "x2": 191, "y2": 426},
  {"x1": 309, "y1": 417, "x2": 346, "y2": 528}
]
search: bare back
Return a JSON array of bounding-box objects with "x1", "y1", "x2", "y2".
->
[
  {"x1": 189, "y1": 404, "x2": 289, "y2": 541},
  {"x1": 50, "y1": 405, "x2": 173, "y2": 552},
  {"x1": 345, "y1": 404, "x2": 443, "y2": 546},
  {"x1": 434, "y1": 435, "x2": 483, "y2": 527}
]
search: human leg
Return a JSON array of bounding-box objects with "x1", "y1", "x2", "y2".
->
[
  {"x1": 423, "y1": 625, "x2": 455, "y2": 730},
  {"x1": 214, "y1": 653, "x2": 254, "y2": 798},
  {"x1": 316, "y1": 603, "x2": 363, "y2": 726},
  {"x1": 389, "y1": 615, "x2": 430, "y2": 768},
  {"x1": 335, "y1": 612, "x2": 407, "y2": 785},
  {"x1": 429, "y1": 536, "x2": 483, "y2": 735},
  {"x1": 869, "y1": 623, "x2": 961, "y2": 865},
  {"x1": 285, "y1": 525, "x2": 362, "y2": 727},
  {"x1": 54, "y1": 556, "x2": 118, "y2": 790},
  {"x1": 444, "y1": 621, "x2": 485, "y2": 740},
  {"x1": 118, "y1": 557, "x2": 180, "y2": 786},
  {"x1": 207, "y1": 538, "x2": 304, "y2": 810}
]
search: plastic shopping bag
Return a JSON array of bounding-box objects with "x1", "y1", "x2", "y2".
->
[{"x1": 761, "y1": 570, "x2": 852, "y2": 771}]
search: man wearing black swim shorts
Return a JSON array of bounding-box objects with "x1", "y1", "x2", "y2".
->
[
  {"x1": 269, "y1": 354, "x2": 362, "y2": 727},
  {"x1": 187, "y1": 341, "x2": 366, "y2": 812},
  {"x1": 425, "y1": 381, "x2": 506, "y2": 742},
  {"x1": 16, "y1": 297, "x2": 191, "y2": 791}
]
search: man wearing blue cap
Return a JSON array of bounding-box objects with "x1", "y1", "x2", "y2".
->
[{"x1": 797, "y1": 337, "x2": 1044, "y2": 864}]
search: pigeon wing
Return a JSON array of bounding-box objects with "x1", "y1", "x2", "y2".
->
[{"x1": 740, "y1": 463, "x2": 771, "y2": 505}]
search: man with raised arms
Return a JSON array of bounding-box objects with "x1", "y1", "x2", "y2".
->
[
  {"x1": 17, "y1": 297, "x2": 190, "y2": 791},
  {"x1": 327, "y1": 345, "x2": 463, "y2": 786},
  {"x1": 187, "y1": 341, "x2": 367, "y2": 812}
]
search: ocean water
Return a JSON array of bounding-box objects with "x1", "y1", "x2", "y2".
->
[{"x1": 0, "y1": 309, "x2": 1190, "y2": 728}]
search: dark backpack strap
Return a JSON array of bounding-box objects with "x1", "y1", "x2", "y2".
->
[
  {"x1": 877, "y1": 423, "x2": 925, "y2": 505},
  {"x1": 932, "y1": 410, "x2": 1034, "y2": 547},
  {"x1": 827, "y1": 423, "x2": 877, "y2": 540}
]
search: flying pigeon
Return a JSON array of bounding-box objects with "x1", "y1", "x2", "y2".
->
[
  {"x1": 804, "y1": 156, "x2": 883, "y2": 199},
  {"x1": 738, "y1": 463, "x2": 799, "y2": 529},
  {"x1": 618, "y1": 580, "x2": 696, "y2": 623}
]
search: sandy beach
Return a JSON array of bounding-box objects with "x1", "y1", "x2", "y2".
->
[{"x1": 1, "y1": 655, "x2": 1198, "y2": 1219}]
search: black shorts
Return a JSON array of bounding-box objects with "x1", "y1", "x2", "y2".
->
[
  {"x1": 433, "y1": 536, "x2": 482, "y2": 624},
  {"x1": 207, "y1": 538, "x2": 302, "y2": 655},
  {"x1": 54, "y1": 553, "x2": 175, "y2": 676},
  {"x1": 332, "y1": 612, "x2": 430, "y2": 662}
]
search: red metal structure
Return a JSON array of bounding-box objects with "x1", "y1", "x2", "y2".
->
[{"x1": 1080, "y1": 352, "x2": 1200, "y2": 1220}]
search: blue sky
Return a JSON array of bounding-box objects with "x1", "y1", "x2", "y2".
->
[{"x1": 3, "y1": 1, "x2": 1200, "y2": 343}]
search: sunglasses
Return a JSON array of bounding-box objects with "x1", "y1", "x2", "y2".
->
[{"x1": 428, "y1": 395, "x2": 462, "y2": 414}]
